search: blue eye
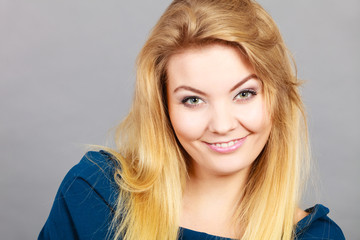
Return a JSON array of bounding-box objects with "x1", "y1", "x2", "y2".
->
[
  {"x1": 182, "y1": 97, "x2": 204, "y2": 107},
  {"x1": 234, "y1": 89, "x2": 257, "y2": 101}
]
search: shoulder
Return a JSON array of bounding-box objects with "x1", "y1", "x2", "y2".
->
[
  {"x1": 39, "y1": 150, "x2": 120, "y2": 239},
  {"x1": 295, "y1": 204, "x2": 345, "y2": 240},
  {"x1": 60, "y1": 150, "x2": 119, "y2": 208}
]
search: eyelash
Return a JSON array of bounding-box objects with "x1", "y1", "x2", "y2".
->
[
  {"x1": 181, "y1": 96, "x2": 205, "y2": 108},
  {"x1": 181, "y1": 89, "x2": 257, "y2": 108},
  {"x1": 234, "y1": 89, "x2": 257, "y2": 102}
]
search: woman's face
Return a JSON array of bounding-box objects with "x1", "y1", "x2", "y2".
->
[{"x1": 167, "y1": 44, "x2": 272, "y2": 177}]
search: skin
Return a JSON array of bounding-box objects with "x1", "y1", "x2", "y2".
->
[{"x1": 166, "y1": 43, "x2": 307, "y2": 238}]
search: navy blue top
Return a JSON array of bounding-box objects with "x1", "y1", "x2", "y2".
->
[{"x1": 39, "y1": 151, "x2": 345, "y2": 240}]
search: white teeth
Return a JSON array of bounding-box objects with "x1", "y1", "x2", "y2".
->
[
  {"x1": 221, "y1": 143, "x2": 228, "y2": 148},
  {"x1": 211, "y1": 140, "x2": 237, "y2": 148}
]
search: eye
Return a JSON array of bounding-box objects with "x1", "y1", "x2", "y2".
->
[
  {"x1": 182, "y1": 96, "x2": 205, "y2": 107},
  {"x1": 234, "y1": 89, "x2": 257, "y2": 102}
]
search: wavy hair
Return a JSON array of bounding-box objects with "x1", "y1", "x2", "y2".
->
[{"x1": 107, "y1": 0, "x2": 310, "y2": 239}]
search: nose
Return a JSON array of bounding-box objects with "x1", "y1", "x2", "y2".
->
[{"x1": 208, "y1": 104, "x2": 237, "y2": 134}]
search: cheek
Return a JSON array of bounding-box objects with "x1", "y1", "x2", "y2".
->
[
  {"x1": 169, "y1": 107, "x2": 206, "y2": 142},
  {"x1": 236, "y1": 99, "x2": 271, "y2": 133}
]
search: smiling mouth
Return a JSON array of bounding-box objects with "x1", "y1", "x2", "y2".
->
[
  {"x1": 205, "y1": 136, "x2": 248, "y2": 153},
  {"x1": 210, "y1": 139, "x2": 240, "y2": 148}
]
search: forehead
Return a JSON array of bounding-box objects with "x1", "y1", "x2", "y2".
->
[{"x1": 166, "y1": 44, "x2": 255, "y2": 90}]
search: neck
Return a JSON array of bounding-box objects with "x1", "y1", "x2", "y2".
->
[
  {"x1": 185, "y1": 168, "x2": 248, "y2": 207},
  {"x1": 180, "y1": 166, "x2": 250, "y2": 237}
]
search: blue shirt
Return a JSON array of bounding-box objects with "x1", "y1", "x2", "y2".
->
[{"x1": 39, "y1": 151, "x2": 345, "y2": 239}]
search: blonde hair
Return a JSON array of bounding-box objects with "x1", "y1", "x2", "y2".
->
[{"x1": 107, "y1": 0, "x2": 310, "y2": 239}]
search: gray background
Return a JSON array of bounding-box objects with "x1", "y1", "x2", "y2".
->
[{"x1": 1, "y1": 0, "x2": 359, "y2": 239}]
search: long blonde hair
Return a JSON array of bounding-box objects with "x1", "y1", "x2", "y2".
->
[{"x1": 107, "y1": 0, "x2": 309, "y2": 239}]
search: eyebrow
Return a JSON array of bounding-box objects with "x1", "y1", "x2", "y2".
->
[
  {"x1": 229, "y1": 74, "x2": 258, "y2": 92},
  {"x1": 173, "y1": 74, "x2": 258, "y2": 95}
]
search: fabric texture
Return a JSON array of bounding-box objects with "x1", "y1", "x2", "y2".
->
[{"x1": 39, "y1": 151, "x2": 345, "y2": 240}]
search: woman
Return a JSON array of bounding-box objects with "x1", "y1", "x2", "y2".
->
[{"x1": 39, "y1": 0, "x2": 345, "y2": 239}]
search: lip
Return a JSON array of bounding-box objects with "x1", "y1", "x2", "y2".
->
[{"x1": 205, "y1": 136, "x2": 247, "y2": 153}]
